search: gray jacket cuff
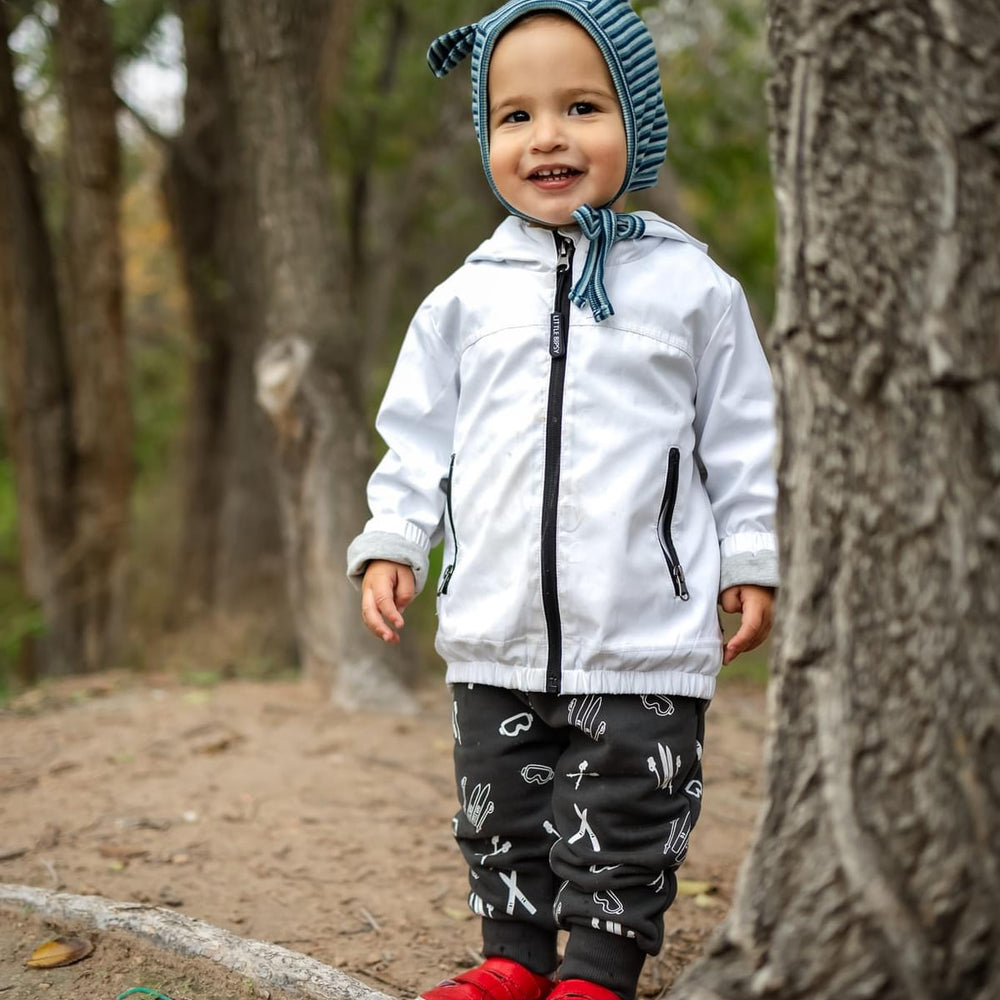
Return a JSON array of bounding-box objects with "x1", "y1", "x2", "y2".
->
[
  {"x1": 346, "y1": 531, "x2": 430, "y2": 595},
  {"x1": 719, "y1": 549, "x2": 779, "y2": 593}
]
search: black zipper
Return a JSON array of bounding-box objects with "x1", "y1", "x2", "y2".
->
[
  {"x1": 438, "y1": 453, "x2": 457, "y2": 595},
  {"x1": 657, "y1": 447, "x2": 690, "y2": 601},
  {"x1": 541, "y1": 232, "x2": 575, "y2": 693}
]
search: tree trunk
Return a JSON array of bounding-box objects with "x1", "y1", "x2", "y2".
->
[
  {"x1": 219, "y1": 0, "x2": 417, "y2": 710},
  {"x1": 163, "y1": 0, "x2": 283, "y2": 621},
  {"x1": 669, "y1": 3, "x2": 1000, "y2": 999},
  {"x1": 56, "y1": 0, "x2": 131, "y2": 671},
  {"x1": 0, "y1": 9, "x2": 78, "y2": 678}
]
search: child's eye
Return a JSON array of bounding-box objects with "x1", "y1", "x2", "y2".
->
[
  {"x1": 503, "y1": 110, "x2": 530, "y2": 124},
  {"x1": 569, "y1": 102, "x2": 597, "y2": 116}
]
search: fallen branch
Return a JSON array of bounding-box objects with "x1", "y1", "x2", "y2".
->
[{"x1": 0, "y1": 884, "x2": 396, "y2": 1000}]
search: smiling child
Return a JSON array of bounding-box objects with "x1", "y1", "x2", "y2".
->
[{"x1": 347, "y1": 4, "x2": 778, "y2": 1000}]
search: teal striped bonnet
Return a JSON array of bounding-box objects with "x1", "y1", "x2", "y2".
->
[{"x1": 427, "y1": 0, "x2": 669, "y2": 321}]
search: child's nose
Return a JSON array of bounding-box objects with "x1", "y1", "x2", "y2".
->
[{"x1": 529, "y1": 114, "x2": 568, "y2": 152}]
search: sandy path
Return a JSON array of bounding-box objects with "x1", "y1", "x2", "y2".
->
[{"x1": 0, "y1": 675, "x2": 766, "y2": 997}]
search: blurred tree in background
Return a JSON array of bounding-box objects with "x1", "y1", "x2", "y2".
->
[
  {"x1": 0, "y1": 0, "x2": 776, "y2": 700},
  {"x1": 1, "y1": 0, "x2": 131, "y2": 681}
]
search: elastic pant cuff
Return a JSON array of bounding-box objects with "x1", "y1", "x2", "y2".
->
[
  {"x1": 482, "y1": 919, "x2": 558, "y2": 975},
  {"x1": 560, "y1": 924, "x2": 646, "y2": 1000}
]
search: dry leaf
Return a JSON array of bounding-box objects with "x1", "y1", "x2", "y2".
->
[
  {"x1": 693, "y1": 893, "x2": 719, "y2": 909},
  {"x1": 443, "y1": 907, "x2": 473, "y2": 921},
  {"x1": 47, "y1": 761, "x2": 80, "y2": 776},
  {"x1": 25, "y1": 936, "x2": 94, "y2": 969},
  {"x1": 99, "y1": 844, "x2": 149, "y2": 861},
  {"x1": 676, "y1": 879, "x2": 716, "y2": 896},
  {"x1": 115, "y1": 816, "x2": 171, "y2": 831},
  {"x1": 192, "y1": 729, "x2": 244, "y2": 754}
]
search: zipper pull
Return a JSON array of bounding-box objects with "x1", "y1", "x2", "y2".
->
[
  {"x1": 557, "y1": 234, "x2": 571, "y2": 268},
  {"x1": 550, "y1": 234, "x2": 572, "y2": 357},
  {"x1": 672, "y1": 565, "x2": 690, "y2": 602},
  {"x1": 437, "y1": 563, "x2": 455, "y2": 596}
]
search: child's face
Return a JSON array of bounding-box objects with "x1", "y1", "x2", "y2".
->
[{"x1": 487, "y1": 16, "x2": 628, "y2": 227}]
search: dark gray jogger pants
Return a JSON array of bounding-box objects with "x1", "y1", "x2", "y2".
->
[{"x1": 451, "y1": 684, "x2": 707, "y2": 999}]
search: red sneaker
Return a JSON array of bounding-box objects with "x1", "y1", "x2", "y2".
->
[
  {"x1": 547, "y1": 980, "x2": 623, "y2": 1000},
  {"x1": 421, "y1": 957, "x2": 554, "y2": 1000}
]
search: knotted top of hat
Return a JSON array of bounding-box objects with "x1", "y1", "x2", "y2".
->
[{"x1": 428, "y1": 0, "x2": 669, "y2": 321}]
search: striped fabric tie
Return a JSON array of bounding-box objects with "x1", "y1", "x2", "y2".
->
[{"x1": 570, "y1": 205, "x2": 646, "y2": 322}]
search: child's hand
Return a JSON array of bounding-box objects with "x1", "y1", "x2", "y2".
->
[
  {"x1": 720, "y1": 585, "x2": 775, "y2": 665},
  {"x1": 361, "y1": 560, "x2": 416, "y2": 644}
]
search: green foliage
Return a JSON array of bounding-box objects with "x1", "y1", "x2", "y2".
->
[
  {"x1": 719, "y1": 646, "x2": 770, "y2": 686},
  {"x1": 120, "y1": 141, "x2": 190, "y2": 483},
  {"x1": 648, "y1": 0, "x2": 775, "y2": 317},
  {"x1": 110, "y1": 0, "x2": 170, "y2": 63},
  {"x1": 0, "y1": 461, "x2": 44, "y2": 702},
  {"x1": 130, "y1": 324, "x2": 188, "y2": 483},
  {"x1": 325, "y1": 0, "x2": 500, "y2": 412}
]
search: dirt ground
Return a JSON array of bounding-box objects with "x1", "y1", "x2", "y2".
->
[
  {"x1": 0, "y1": 673, "x2": 767, "y2": 999},
  {"x1": 0, "y1": 910, "x2": 293, "y2": 999}
]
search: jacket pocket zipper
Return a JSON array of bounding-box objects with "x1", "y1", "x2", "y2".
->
[
  {"x1": 657, "y1": 448, "x2": 690, "y2": 601},
  {"x1": 438, "y1": 453, "x2": 458, "y2": 595}
]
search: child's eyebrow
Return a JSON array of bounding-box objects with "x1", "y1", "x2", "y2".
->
[
  {"x1": 490, "y1": 97, "x2": 525, "y2": 115},
  {"x1": 565, "y1": 87, "x2": 615, "y2": 98}
]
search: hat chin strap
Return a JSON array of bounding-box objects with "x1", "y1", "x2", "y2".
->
[
  {"x1": 568, "y1": 204, "x2": 646, "y2": 322},
  {"x1": 499, "y1": 195, "x2": 646, "y2": 324}
]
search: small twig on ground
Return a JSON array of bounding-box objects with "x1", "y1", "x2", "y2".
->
[
  {"x1": 359, "y1": 908, "x2": 382, "y2": 933},
  {"x1": 40, "y1": 859, "x2": 61, "y2": 889},
  {"x1": 467, "y1": 949, "x2": 485, "y2": 967},
  {"x1": 360, "y1": 969, "x2": 409, "y2": 993}
]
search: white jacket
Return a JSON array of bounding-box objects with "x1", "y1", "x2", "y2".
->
[{"x1": 347, "y1": 212, "x2": 778, "y2": 699}]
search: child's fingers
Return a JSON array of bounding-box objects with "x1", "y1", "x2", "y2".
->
[
  {"x1": 361, "y1": 581, "x2": 402, "y2": 643},
  {"x1": 394, "y1": 568, "x2": 416, "y2": 612},
  {"x1": 723, "y1": 601, "x2": 765, "y2": 665},
  {"x1": 719, "y1": 586, "x2": 742, "y2": 614}
]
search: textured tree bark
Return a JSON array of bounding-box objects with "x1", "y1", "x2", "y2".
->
[
  {"x1": 0, "y1": 884, "x2": 394, "y2": 1000},
  {"x1": 0, "y1": 9, "x2": 78, "y2": 678},
  {"x1": 668, "y1": 3, "x2": 1000, "y2": 999},
  {"x1": 219, "y1": 0, "x2": 417, "y2": 710},
  {"x1": 56, "y1": 0, "x2": 132, "y2": 671},
  {"x1": 163, "y1": 0, "x2": 283, "y2": 621}
]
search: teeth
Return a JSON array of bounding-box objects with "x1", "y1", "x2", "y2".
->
[{"x1": 534, "y1": 167, "x2": 575, "y2": 178}]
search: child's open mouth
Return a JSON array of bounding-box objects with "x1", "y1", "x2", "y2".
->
[{"x1": 527, "y1": 167, "x2": 583, "y2": 189}]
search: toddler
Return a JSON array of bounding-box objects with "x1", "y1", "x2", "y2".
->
[{"x1": 347, "y1": 3, "x2": 778, "y2": 1000}]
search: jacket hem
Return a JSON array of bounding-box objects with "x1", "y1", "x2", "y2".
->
[{"x1": 442, "y1": 652, "x2": 720, "y2": 698}]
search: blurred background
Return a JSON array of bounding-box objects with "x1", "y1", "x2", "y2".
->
[{"x1": 0, "y1": 0, "x2": 773, "y2": 702}]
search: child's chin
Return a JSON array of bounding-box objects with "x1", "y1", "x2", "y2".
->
[{"x1": 525, "y1": 207, "x2": 577, "y2": 228}]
